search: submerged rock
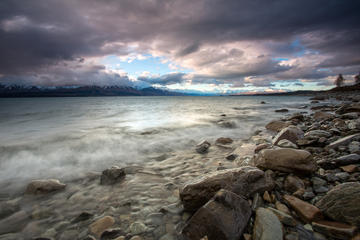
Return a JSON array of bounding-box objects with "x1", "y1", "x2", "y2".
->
[
  {"x1": 181, "y1": 189, "x2": 251, "y2": 240},
  {"x1": 254, "y1": 148, "x2": 316, "y2": 175},
  {"x1": 100, "y1": 166, "x2": 126, "y2": 185},
  {"x1": 215, "y1": 137, "x2": 233, "y2": 145},
  {"x1": 316, "y1": 182, "x2": 360, "y2": 227},
  {"x1": 25, "y1": 179, "x2": 66, "y2": 194},
  {"x1": 253, "y1": 207, "x2": 283, "y2": 240},
  {"x1": 179, "y1": 167, "x2": 274, "y2": 212},
  {"x1": 195, "y1": 140, "x2": 211, "y2": 154}
]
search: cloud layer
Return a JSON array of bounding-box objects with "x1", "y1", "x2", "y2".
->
[{"x1": 1, "y1": 0, "x2": 359, "y2": 90}]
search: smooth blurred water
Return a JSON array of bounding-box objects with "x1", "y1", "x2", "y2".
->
[{"x1": 0, "y1": 96, "x2": 309, "y2": 190}]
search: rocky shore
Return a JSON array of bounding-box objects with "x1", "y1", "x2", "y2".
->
[{"x1": 1, "y1": 93, "x2": 360, "y2": 240}]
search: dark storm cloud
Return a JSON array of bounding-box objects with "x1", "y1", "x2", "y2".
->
[
  {"x1": 0, "y1": 0, "x2": 359, "y2": 87},
  {"x1": 138, "y1": 73, "x2": 187, "y2": 85}
]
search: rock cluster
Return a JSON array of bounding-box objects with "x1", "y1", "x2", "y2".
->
[{"x1": 179, "y1": 94, "x2": 360, "y2": 240}]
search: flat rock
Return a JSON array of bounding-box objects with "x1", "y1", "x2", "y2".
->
[
  {"x1": 316, "y1": 182, "x2": 360, "y2": 227},
  {"x1": 100, "y1": 166, "x2": 126, "y2": 185},
  {"x1": 304, "y1": 130, "x2": 332, "y2": 139},
  {"x1": 179, "y1": 166, "x2": 274, "y2": 212},
  {"x1": 181, "y1": 189, "x2": 251, "y2": 240},
  {"x1": 265, "y1": 120, "x2": 289, "y2": 132},
  {"x1": 25, "y1": 179, "x2": 66, "y2": 194},
  {"x1": 254, "y1": 148, "x2": 316, "y2": 175},
  {"x1": 253, "y1": 207, "x2": 283, "y2": 240},
  {"x1": 312, "y1": 220, "x2": 357, "y2": 240},
  {"x1": 283, "y1": 195, "x2": 322, "y2": 223},
  {"x1": 89, "y1": 216, "x2": 115, "y2": 237},
  {"x1": 327, "y1": 133, "x2": 360, "y2": 149},
  {"x1": 272, "y1": 126, "x2": 304, "y2": 145}
]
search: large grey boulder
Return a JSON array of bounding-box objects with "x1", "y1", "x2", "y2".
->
[
  {"x1": 272, "y1": 126, "x2": 304, "y2": 145},
  {"x1": 25, "y1": 179, "x2": 66, "y2": 194},
  {"x1": 179, "y1": 167, "x2": 274, "y2": 212},
  {"x1": 253, "y1": 208, "x2": 283, "y2": 240},
  {"x1": 181, "y1": 189, "x2": 251, "y2": 240},
  {"x1": 316, "y1": 182, "x2": 360, "y2": 227},
  {"x1": 254, "y1": 148, "x2": 316, "y2": 175}
]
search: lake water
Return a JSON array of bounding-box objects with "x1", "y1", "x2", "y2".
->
[{"x1": 0, "y1": 96, "x2": 309, "y2": 193}]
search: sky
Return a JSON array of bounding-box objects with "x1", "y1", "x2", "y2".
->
[{"x1": 0, "y1": 0, "x2": 359, "y2": 94}]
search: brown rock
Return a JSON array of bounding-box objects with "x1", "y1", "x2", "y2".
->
[
  {"x1": 272, "y1": 126, "x2": 304, "y2": 145},
  {"x1": 215, "y1": 137, "x2": 233, "y2": 145},
  {"x1": 283, "y1": 195, "x2": 322, "y2": 223},
  {"x1": 275, "y1": 201, "x2": 291, "y2": 215},
  {"x1": 265, "y1": 120, "x2": 289, "y2": 132},
  {"x1": 25, "y1": 179, "x2": 66, "y2": 194},
  {"x1": 254, "y1": 143, "x2": 271, "y2": 153},
  {"x1": 180, "y1": 167, "x2": 274, "y2": 212},
  {"x1": 90, "y1": 216, "x2": 115, "y2": 237},
  {"x1": 254, "y1": 148, "x2": 316, "y2": 175},
  {"x1": 284, "y1": 175, "x2": 305, "y2": 193},
  {"x1": 314, "y1": 111, "x2": 334, "y2": 121},
  {"x1": 316, "y1": 182, "x2": 360, "y2": 227},
  {"x1": 263, "y1": 191, "x2": 274, "y2": 203},
  {"x1": 340, "y1": 165, "x2": 358, "y2": 173},
  {"x1": 312, "y1": 220, "x2": 357, "y2": 240},
  {"x1": 181, "y1": 189, "x2": 251, "y2": 240}
]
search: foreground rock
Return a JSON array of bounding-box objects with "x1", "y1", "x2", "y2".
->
[
  {"x1": 25, "y1": 179, "x2": 66, "y2": 194},
  {"x1": 179, "y1": 167, "x2": 274, "y2": 211},
  {"x1": 316, "y1": 182, "x2": 360, "y2": 227},
  {"x1": 100, "y1": 166, "x2": 126, "y2": 185},
  {"x1": 254, "y1": 148, "x2": 316, "y2": 175},
  {"x1": 181, "y1": 189, "x2": 251, "y2": 240},
  {"x1": 272, "y1": 126, "x2": 304, "y2": 145},
  {"x1": 312, "y1": 220, "x2": 357, "y2": 240},
  {"x1": 253, "y1": 208, "x2": 283, "y2": 240},
  {"x1": 283, "y1": 195, "x2": 322, "y2": 223}
]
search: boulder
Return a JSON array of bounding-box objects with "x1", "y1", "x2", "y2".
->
[
  {"x1": 25, "y1": 179, "x2": 66, "y2": 194},
  {"x1": 254, "y1": 148, "x2": 316, "y2": 175},
  {"x1": 272, "y1": 126, "x2": 304, "y2": 145},
  {"x1": 313, "y1": 111, "x2": 334, "y2": 121},
  {"x1": 195, "y1": 140, "x2": 211, "y2": 154},
  {"x1": 181, "y1": 189, "x2": 251, "y2": 240},
  {"x1": 100, "y1": 166, "x2": 126, "y2": 185},
  {"x1": 312, "y1": 220, "x2": 357, "y2": 240},
  {"x1": 265, "y1": 120, "x2": 289, "y2": 132},
  {"x1": 327, "y1": 133, "x2": 360, "y2": 149},
  {"x1": 253, "y1": 208, "x2": 283, "y2": 240},
  {"x1": 215, "y1": 137, "x2": 233, "y2": 145},
  {"x1": 316, "y1": 182, "x2": 360, "y2": 227},
  {"x1": 283, "y1": 195, "x2": 322, "y2": 223},
  {"x1": 179, "y1": 167, "x2": 274, "y2": 212}
]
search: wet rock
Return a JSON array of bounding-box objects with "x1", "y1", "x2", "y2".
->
[
  {"x1": 225, "y1": 154, "x2": 238, "y2": 161},
  {"x1": 260, "y1": 101, "x2": 266, "y2": 104},
  {"x1": 265, "y1": 120, "x2": 289, "y2": 132},
  {"x1": 277, "y1": 139, "x2": 298, "y2": 149},
  {"x1": 275, "y1": 109, "x2": 289, "y2": 113},
  {"x1": 89, "y1": 216, "x2": 115, "y2": 237},
  {"x1": 313, "y1": 111, "x2": 334, "y2": 121},
  {"x1": 100, "y1": 228, "x2": 125, "y2": 240},
  {"x1": 181, "y1": 189, "x2": 251, "y2": 240},
  {"x1": 72, "y1": 212, "x2": 93, "y2": 223},
  {"x1": 283, "y1": 195, "x2": 322, "y2": 223},
  {"x1": 268, "y1": 207, "x2": 297, "y2": 226},
  {"x1": 160, "y1": 203, "x2": 184, "y2": 214},
  {"x1": 284, "y1": 175, "x2": 304, "y2": 193},
  {"x1": 327, "y1": 133, "x2": 360, "y2": 149},
  {"x1": 100, "y1": 166, "x2": 126, "y2": 185},
  {"x1": 312, "y1": 220, "x2": 357, "y2": 240},
  {"x1": 0, "y1": 211, "x2": 30, "y2": 235},
  {"x1": 25, "y1": 179, "x2": 66, "y2": 194},
  {"x1": 253, "y1": 207, "x2": 283, "y2": 240},
  {"x1": 272, "y1": 126, "x2": 304, "y2": 145},
  {"x1": 217, "y1": 120, "x2": 237, "y2": 128},
  {"x1": 195, "y1": 140, "x2": 211, "y2": 154},
  {"x1": 179, "y1": 167, "x2": 274, "y2": 212},
  {"x1": 316, "y1": 182, "x2": 360, "y2": 227},
  {"x1": 215, "y1": 137, "x2": 233, "y2": 145},
  {"x1": 254, "y1": 148, "x2": 316, "y2": 175}
]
